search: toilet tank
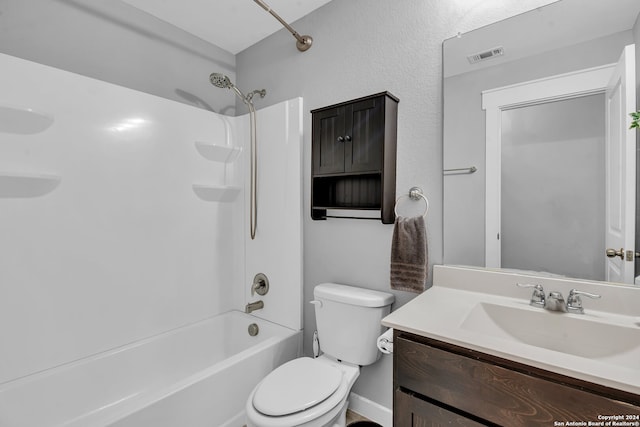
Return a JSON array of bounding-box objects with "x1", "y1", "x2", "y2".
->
[{"x1": 313, "y1": 283, "x2": 395, "y2": 366}]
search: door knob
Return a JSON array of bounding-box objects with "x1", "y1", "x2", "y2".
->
[{"x1": 605, "y1": 248, "x2": 624, "y2": 260}]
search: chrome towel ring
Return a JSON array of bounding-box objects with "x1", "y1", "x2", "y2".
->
[{"x1": 394, "y1": 186, "x2": 429, "y2": 218}]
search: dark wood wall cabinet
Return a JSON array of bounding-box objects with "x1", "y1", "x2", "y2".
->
[
  {"x1": 311, "y1": 92, "x2": 398, "y2": 224},
  {"x1": 394, "y1": 331, "x2": 640, "y2": 426}
]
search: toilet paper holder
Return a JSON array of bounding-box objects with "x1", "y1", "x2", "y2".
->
[{"x1": 377, "y1": 328, "x2": 394, "y2": 354}]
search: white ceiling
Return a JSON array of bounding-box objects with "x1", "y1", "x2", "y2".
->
[{"x1": 120, "y1": 0, "x2": 333, "y2": 54}]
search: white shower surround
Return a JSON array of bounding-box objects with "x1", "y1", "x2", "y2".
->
[{"x1": 0, "y1": 52, "x2": 303, "y2": 423}]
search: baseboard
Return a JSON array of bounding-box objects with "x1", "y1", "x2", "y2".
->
[{"x1": 348, "y1": 392, "x2": 392, "y2": 427}]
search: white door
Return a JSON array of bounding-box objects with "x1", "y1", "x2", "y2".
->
[{"x1": 605, "y1": 44, "x2": 636, "y2": 284}]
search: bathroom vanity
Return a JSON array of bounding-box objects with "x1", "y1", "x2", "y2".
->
[{"x1": 383, "y1": 266, "x2": 640, "y2": 426}]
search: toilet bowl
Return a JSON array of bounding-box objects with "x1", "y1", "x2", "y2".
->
[
  {"x1": 245, "y1": 283, "x2": 394, "y2": 427},
  {"x1": 245, "y1": 356, "x2": 359, "y2": 427}
]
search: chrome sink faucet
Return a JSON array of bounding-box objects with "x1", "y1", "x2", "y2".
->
[
  {"x1": 566, "y1": 289, "x2": 601, "y2": 314},
  {"x1": 545, "y1": 291, "x2": 567, "y2": 312},
  {"x1": 516, "y1": 283, "x2": 545, "y2": 308},
  {"x1": 517, "y1": 284, "x2": 601, "y2": 314}
]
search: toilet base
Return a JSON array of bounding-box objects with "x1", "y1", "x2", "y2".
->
[{"x1": 331, "y1": 400, "x2": 348, "y2": 427}]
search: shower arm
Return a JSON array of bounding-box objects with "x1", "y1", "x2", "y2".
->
[{"x1": 253, "y1": 0, "x2": 313, "y2": 52}]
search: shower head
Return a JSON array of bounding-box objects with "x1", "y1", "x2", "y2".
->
[
  {"x1": 209, "y1": 72, "x2": 248, "y2": 104},
  {"x1": 209, "y1": 73, "x2": 251, "y2": 105},
  {"x1": 209, "y1": 73, "x2": 233, "y2": 89},
  {"x1": 209, "y1": 72, "x2": 266, "y2": 108}
]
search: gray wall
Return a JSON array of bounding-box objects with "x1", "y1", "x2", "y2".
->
[
  {"x1": 236, "y1": 0, "x2": 557, "y2": 409},
  {"x1": 0, "y1": 0, "x2": 237, "y2": 114}
]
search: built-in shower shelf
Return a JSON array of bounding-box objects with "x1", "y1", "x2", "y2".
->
[
  {"x1": 0, "y1": 172, "x2": 61, "y2": 198},
  {"x1": 195, "y1": 141, "x2": 242, "y2": 163},
  {"x1": 0, "y1": 105, "x2": 54, "y2": 135},
  {"x1": 192, "y1": 184, "x2": 241, "y2": 202}
]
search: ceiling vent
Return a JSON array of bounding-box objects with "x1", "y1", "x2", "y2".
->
[{"x1": 467, "y1": 46, "x2": 504, "y2": 64}]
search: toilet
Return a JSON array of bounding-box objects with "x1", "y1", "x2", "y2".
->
[{"x1": 245, "y1": 283, "x2": 394, "y2": 427}]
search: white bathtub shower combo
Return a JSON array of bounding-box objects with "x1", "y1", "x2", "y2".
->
[{"x1": 0, "y1": 52, "x2": 303, "y2": 426}]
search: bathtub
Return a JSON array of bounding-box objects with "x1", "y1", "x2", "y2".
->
[{"x1": 0, "y1": 310, "x2": 301, "y2": 427}]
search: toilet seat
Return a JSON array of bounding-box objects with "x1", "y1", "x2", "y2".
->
[
  {"x1": 253, "y1": 357, "x2": 343, "y2": 416},
  {"x1": 246, "y1": 356, "x2": 360, "y2": 427}
]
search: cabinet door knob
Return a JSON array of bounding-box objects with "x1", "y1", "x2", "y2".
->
[
  {"x1": 344, "y1": 135, "x2": 352, "y2": 142},
  {"x1": 337, "y1": 136, "x2": 345, "y2": 142}
]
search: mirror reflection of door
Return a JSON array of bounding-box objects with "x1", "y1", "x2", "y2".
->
[
  {"x1": 500, "y1": 94, "x2": 605, "y2": 280},
  {"x1": 484, "y1": 45, "x2": 636, "y2": 284},
  {"x1": 604, "y1": 44, "x2": 636, "y2": 284},
  {"x1": 442, "y1": 0, "x2": 640, "y2": 286}
]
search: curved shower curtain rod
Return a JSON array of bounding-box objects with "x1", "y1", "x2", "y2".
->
[{"x1": 253, "y1": 0, "x2": 313, "y2": 52}]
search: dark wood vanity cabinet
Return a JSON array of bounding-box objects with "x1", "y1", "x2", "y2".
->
[
  {"x1": 394, "y1": 331, "x2": 640, "y2": 426},
  {"x1": 311, "y1": 92, "x2": 398, "y2": 223}
]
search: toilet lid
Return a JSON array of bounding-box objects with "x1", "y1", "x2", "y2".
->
[{"x1": 253, "y1": 357, "x2": 343, "y2": 416}]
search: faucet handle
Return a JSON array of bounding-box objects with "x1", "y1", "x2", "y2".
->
[
  {"x1": 251, "y1": 273, "x2": 269, "y2": 297},
  {"x1": 516, "y1": 283, "x2": 543, "y2": 291},
  {"x1": 516, "y1": 283, "x2": 545, "y2": 308},
  {"x1": 566, "y1": 289, "x2": 601, "y2": 314}
]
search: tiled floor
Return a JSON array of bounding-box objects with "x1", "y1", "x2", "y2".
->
[{"x1": 346, "y1": 409, "x2": 374, "y2": 425}]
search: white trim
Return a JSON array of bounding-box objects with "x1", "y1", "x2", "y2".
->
[
  {"x1": 482, "y1": 64, "x2": 616, "y2": 109},
  {"x1": 348, "y1": 392, "x2": 392, "y2": 427},
  {"x1": 481, "y1": 64, "x2": 616, "y2": 268}
]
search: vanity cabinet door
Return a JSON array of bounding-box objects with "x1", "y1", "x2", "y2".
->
[
  {"x1": 394, "y1": 332, "x2": 640, "y2": 426},
  {"x1": 394, "y1": 389, "x2": 484, "y2": 427}
]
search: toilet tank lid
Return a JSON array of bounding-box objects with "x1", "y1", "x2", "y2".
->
[{"x1": 314, "y1": 283, "x2": 395, "y2": 307}]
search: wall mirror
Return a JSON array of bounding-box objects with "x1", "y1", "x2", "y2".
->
[{"x1": 443, "y1": 0, "x2": 640, "y2": 285}]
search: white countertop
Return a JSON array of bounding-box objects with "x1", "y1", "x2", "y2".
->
[{"x1": 382, "y1": 265, "x2": 640, "y2": 396}]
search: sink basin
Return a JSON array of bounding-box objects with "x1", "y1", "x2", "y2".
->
[
  {"x1": 382, "y1": 265, "x2": 640, "y2": 395},
  {"x1": 460, "y1": 302, "x2": 640, "y2": 367}
]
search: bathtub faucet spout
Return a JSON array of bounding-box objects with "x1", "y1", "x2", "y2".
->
[{"x1": 245, "y1": 300, "x2": 264, "y2": 313}]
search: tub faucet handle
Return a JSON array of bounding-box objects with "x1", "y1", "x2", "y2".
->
[
  {"x1": 251, "y1": 273, "x2": 269, "y2": 297},
  {"x1": 516, "y1": 283, "x2": 545, "y2": 308}
]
